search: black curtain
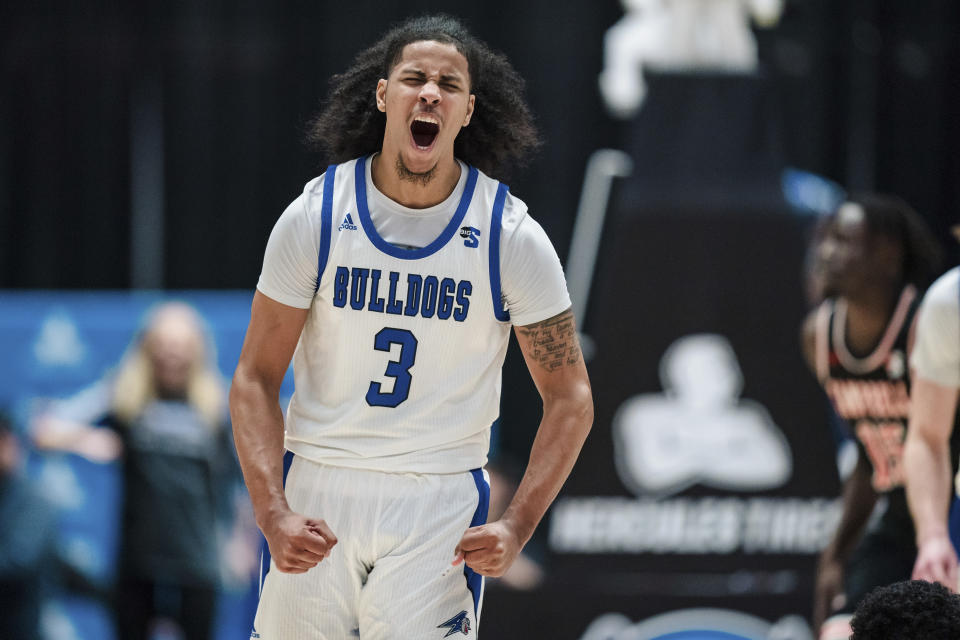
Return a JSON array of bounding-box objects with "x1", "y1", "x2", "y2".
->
[{"x1": 0, "y1": 0, "x2": 622, "y2": 288}]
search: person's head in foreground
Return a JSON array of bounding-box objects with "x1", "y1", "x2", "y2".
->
[{"x1": 849, "y1": 579, "x2": 960, "y2": 640}]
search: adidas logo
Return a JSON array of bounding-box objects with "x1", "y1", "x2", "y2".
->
[{"x1": 339, "y1": 213, "x2": 358, "y2": 231}]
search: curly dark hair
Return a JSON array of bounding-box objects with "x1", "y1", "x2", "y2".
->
[
  {"x1": 305, "y1": 14, "x2": 541, "y2": 180},
  {"x1": 844, "y1": 193, "x2": 943, "y2": 289},
  {"x1": 850, "y1": 580, "x2": 960, "y2": 639}
]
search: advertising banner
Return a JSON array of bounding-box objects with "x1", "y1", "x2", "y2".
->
[{"x1": 486, "y1": 202, "x2": 840, "y2": 639}]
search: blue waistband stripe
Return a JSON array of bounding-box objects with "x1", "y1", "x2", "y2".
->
[{"x1": 464, "y1": 468, "x2": 490, "y2": 620}]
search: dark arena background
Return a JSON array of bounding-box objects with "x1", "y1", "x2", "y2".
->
[{"x1": 2, "y1": 1, "x2": 959, "y2": 639}]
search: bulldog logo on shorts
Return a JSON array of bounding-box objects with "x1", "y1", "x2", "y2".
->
[{"x1": 438, "y1": 610, "x2": 471, "y2": 636}]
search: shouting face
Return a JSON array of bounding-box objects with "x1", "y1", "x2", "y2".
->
[{"x1": 376, "y1": 40, "x2": 475, "y2": 181}]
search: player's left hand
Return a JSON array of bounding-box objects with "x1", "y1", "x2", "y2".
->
[
  {"x1": 912, "y1": 533, "x2": 959, "y2": 591},
  {"x1": 452, "y1": 519, "x2": 523, "y2": 577}
]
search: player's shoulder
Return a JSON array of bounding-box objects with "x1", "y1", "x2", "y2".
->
[
  {"x1": 294, "y1": 158, "x2": 364, "y2": 220},
  {"x1": 302, "y1": 157, "x2": 362, "y2": 197},
  {"x1": 470, "y1": 165, "x2": 530, "y2": 231},
  {"x1": 499, "y1": 190, "x2": 530, "y2": 233},
  {"x1": 921, "y1": 267, "x2": 960, "y2": 309},
  {"x1": 801, "y1": 305, "x2": 819, "y2": 340},
  {"x1": 800, "y1": 307, "x2": 818, "y2": 370},
  {"x1": 801, "y1": 299, "x2": 833, "y2": 374}
]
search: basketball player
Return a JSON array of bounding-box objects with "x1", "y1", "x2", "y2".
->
[
  {"x1": 800, "y1": 195, "x2": 944, "y2": 639},
  {"x1": 229, "y1": 15, "x2": 593, "y2": 639},
  {"x1": 904, "y1": 264, "x2": 960, "y2": 590}
]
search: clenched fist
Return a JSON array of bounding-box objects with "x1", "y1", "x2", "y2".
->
[
  {"x1": 452, "y1": 519, "x2": 523, "y2": 577},
  {"x1": 264, "y1": 510, "x2": 338, "y2": 574}
]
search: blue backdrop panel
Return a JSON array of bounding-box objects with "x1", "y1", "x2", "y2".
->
[{"x1": 0, "y1": 290, "x2": 282, "y2": 640}]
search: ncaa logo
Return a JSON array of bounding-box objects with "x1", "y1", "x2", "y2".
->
[{"x1": 460, "y1": 226, "x2": 481, "y2": 248}]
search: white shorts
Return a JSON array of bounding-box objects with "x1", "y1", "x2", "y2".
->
[{"x1": 251, "y1": 456, "x2": 490, "y2": 639}]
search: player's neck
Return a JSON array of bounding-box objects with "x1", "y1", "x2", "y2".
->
[
  {"x1": 841, "y1": 285, "x2": 902, "y2": 355},
  {"x1": 371, "y1": 152, "x2": 461, "y2": 209},
  {"x1": 842, "y1": 280, "x2": 901, "y2": 315}
]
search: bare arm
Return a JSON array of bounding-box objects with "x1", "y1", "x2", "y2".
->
[
  {"x1": 822, "y1": 451, "x2": 878, "y2": 561},
  {"x1": 230, "y1": 291, "x2": 336, "y2": 572},
  {"x1": 800, "y1": 305, "x2": 877, "y2": 560},
  {"x1": 231, "y1": 292, "x2": 305, "y2": 524},
  {"x1": 904, "y1": 375, "x2": 960, "y2": 588},
  {"x1": 813, "y1": 451, "x2": 877, "y2": 628},
  {"x1": 32, "y1": 416, "x2": 123, "y2": 463},
  {"x1": 800, "y1": 308, "x2": 819, "y2": 376},
  {"x1": 801, "y1": 306, "x2": 878, "y2": 625},
  {"x1": 455, "y1": 307, "x2": 593, "y2": 576}
]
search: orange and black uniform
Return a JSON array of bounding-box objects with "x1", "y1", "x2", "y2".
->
[{"x1": 815, "y1": 284, "x2": 960, "y2": 613}]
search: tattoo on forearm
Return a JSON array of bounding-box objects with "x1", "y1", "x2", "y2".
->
[{"x1": 517, "y1": 308, "x2": 582, "y2": 372}]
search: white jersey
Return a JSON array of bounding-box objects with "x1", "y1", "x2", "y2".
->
[
  {"x1": 911, "y1": 266, "x2": 960, "y2": 388},
  {"x1": 257, "y1": 156, "x2": 570, "y2": 473}
]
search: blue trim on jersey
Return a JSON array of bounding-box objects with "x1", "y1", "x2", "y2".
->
[
  {"x1": 950, "y1": 494, "x2": 960, "y2": 555},
  {"x1": 354, "y1": 155, "x2": 479, "y2": 260},
  {"x1": 464, "y1": 468, "x2": 490, "y2": 620},
  {"x1": 650, "y1": 632, "x2": 753, "y2": 640},
  {"x1": 316, "y1": 165, "x2": 337, "y2": 293},
  {"x1": 489, "y1": 182, "x2": 511, "y2": 322},
  {"x1": 951, "y1": 276, "x2": 960, "y2": 556}
]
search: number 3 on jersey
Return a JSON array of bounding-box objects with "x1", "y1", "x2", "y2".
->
[{"x1": 365, "y1": 328, "x2": 418, "y2": 407}]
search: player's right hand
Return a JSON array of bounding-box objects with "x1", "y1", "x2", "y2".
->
[
  {"x1": 813, "y1": 556, "x2": 845, "y2": 633},
  {"x1": 912, "y1": 533, "x2": 959, "y2": 591},
  {"x1": 264, "y1": 510, "x2": 337, "y2": 574}
]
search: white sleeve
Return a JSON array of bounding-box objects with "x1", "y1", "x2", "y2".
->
[
  {"x1": 910, "y1": 268, "x2": 960, "y2": 388},
  {"x1": 256, "y1": 179, "x2": 324, "y2": 309},
  {"x1": 500, "y1": 200, "x2": 572, "y2": 326}
]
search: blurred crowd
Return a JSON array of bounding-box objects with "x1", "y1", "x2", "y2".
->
[{"x1": 1, "y1": 302, "x2": 258, "y2": 640}]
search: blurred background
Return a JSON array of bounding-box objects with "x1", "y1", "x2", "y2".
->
[{"x1": 1, "y1": 0, "x2": 958, "y2": 638}]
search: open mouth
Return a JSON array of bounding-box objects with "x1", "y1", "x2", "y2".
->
[{"x1": 410, "y1": 119, "x2": 440, "y2": 149}]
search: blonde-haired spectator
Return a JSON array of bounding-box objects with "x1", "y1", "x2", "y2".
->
[{"x1": 34, "y1": 301, "x2": 245, "y2": 640}]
